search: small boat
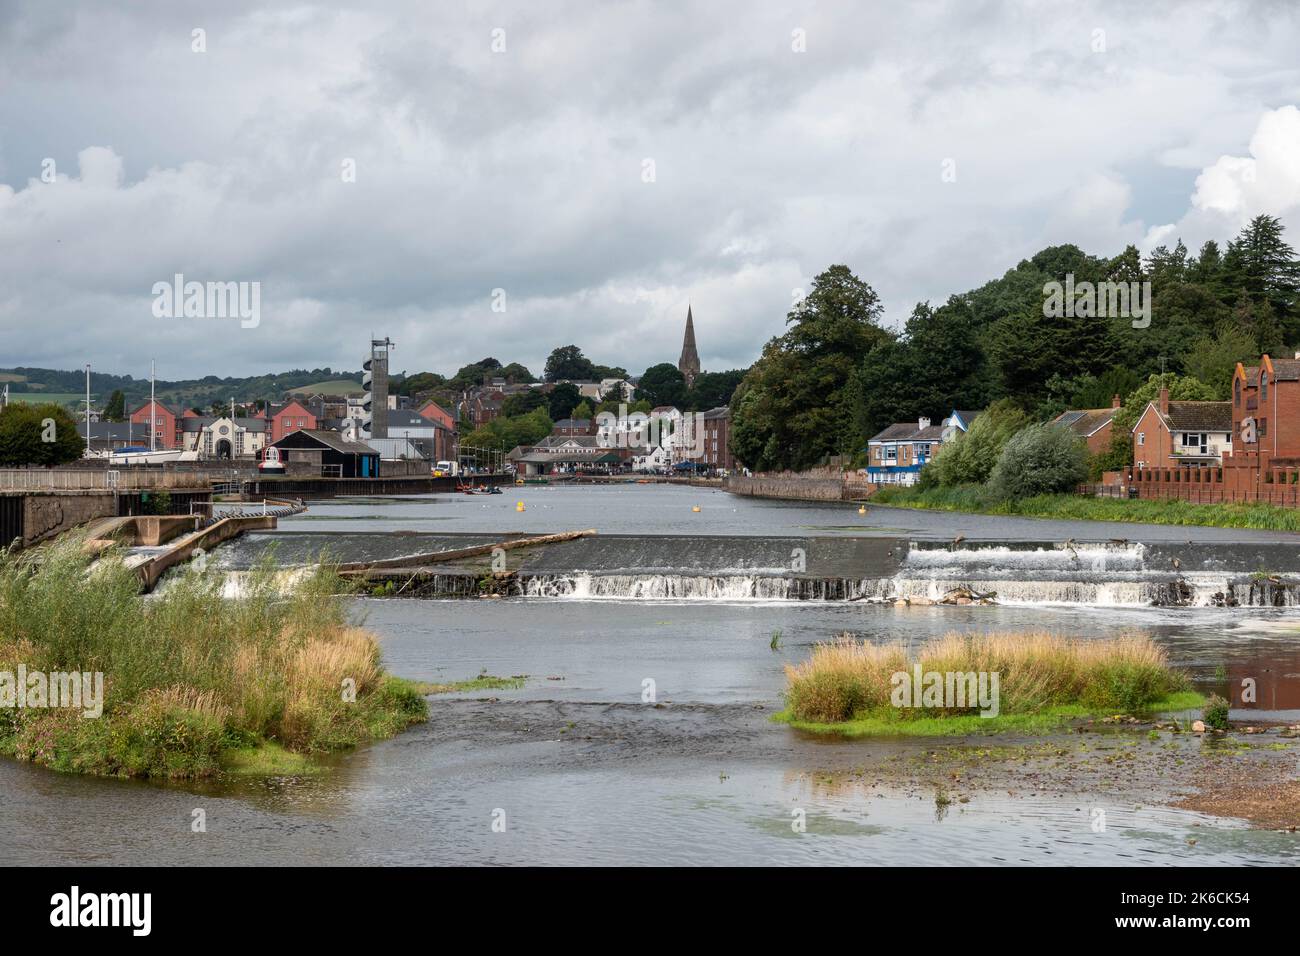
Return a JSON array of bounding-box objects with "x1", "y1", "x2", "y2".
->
[{"x1": 109, "y1": 446, "x2": 197, "y2": 466}]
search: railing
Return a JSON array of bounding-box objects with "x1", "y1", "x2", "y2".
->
[{"x1": 0, "y1": 469, "x2": 212, "y2": 491}]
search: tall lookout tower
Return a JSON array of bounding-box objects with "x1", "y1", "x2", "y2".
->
[
  {"x1": 677, "y1": 305, "x2": 701, "y2": 388},
  {"x1": 362, "y1": 336, "x2": 394, "y2": 439}
]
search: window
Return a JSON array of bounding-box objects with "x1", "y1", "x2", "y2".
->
[
  {"x1": 1260, "y1": 418, "x2": 1268, "y2": 436},
  {"x1": 1234, "y1": 379, "x2": 1241, "y2": 405},
  {"x1": 885, "y1": 446, "x2": 897, "y2": 461},
  {"x1": 1137, "y1": 432, "x2": 1145, "y2": 446},
  {"x1": 1262, "y1": 375, "x2": 1268, "y2": 400}
]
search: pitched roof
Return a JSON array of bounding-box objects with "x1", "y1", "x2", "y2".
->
[
  {"x1": 950, "y1": 409, "x2": 983, "y2": 428},
  {"x1": 182, "y1": 416, "x2": 267, "y2": 432},
  {"x1": 1270, "y1": 359, "x2": 1300, "y2": 381},
  {"x1": 1052, "y1": 407, "x2": 1118, "y2": 438},
  {"x1": 272, "y1": 429, "x2": 375, "y2": 454},
  {"x1": 869, "y1": 422, "x2": 945, "y2": 442},
  {"x1": 1166, "y1": 401, "x2": 1232, "y2": 432}
]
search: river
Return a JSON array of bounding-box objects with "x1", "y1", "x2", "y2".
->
[{"x1": 4, "y1": 484, "x2": 1300, "y2": 865}]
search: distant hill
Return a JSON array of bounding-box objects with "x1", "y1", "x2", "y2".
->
[
  {"x1": 287, "y1": 379, "x2": 365, "y2": 396},
  {"x1": 0, "y1": 366, "x2": 365, "y2": 413}
]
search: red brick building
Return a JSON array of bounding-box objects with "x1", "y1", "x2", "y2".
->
[
  {"x1": 267, "y1": 399, "x2": 318, "y2": 443},
  {"x1": 1232, "y1": 354, "x2": 1300, "y2": 461},
  {"x1": 1050, "y1": 396, "x2": 1121, "y2": 455},
  {"x1": 700, "y1": 406, "x2": 734, "y2": 472},
  {"x1": 417, "y1": 401, "x2": 456, "y2": 432},
  {"x1": 1131, "y1": 389, "x2": 1232, "y2": 470},
  {"x1": 129, "y1": 400, "x2": 182, "y2": 449}
]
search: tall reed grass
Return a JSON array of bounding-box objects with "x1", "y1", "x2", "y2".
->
[
  {"x1": 784, "y1": 631, "x2": 1187, "y2": 723},
  {"x1": 0, "y1": 538, "x2": 426, "y2": 779}
]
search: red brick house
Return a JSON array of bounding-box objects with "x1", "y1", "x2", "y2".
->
[
  {"x1": 129, "y1": 400, "x2": 182, "y2": 449},
  {"x1": 1131, "y1": 389, "x2": 1232, "y2": 470},
  {"x1": 1051, "y1": 395, "x2": 1121, "y2": 455},
  {"x1": 417, "y1": 401, "x2": 455, "y2": 432},
  {"x1": 267, "y1": 399, "x2": 318, "y2": 443}
]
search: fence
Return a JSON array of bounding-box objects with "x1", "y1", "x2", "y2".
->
[
  {"x1": 0, "y1": 469, "x2": 212, "y2": 491},
  {"x1": 1081, "y1": 464, "x2": 1300, "y2": 507}
]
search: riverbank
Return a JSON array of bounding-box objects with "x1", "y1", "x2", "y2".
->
[
  {"x1": 0, "y1": 540, "x2": 427, "y2": 780},
  {"x1": 871, "y1": 484, "x2": 1300, "y2": 532}
]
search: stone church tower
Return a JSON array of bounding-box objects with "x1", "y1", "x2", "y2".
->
[{"x1": 677, "y1": 305, "x2": 701, "y2": 388}]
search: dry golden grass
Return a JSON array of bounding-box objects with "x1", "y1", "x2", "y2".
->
[{"x1": 784, "y1": 631, "x2": 1185, "y2": 723}]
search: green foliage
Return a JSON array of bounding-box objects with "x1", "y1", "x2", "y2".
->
[
  {"x1": 848, "y1": 298, "x2": 990, "y2": 441},
  {"x1": 1203, "y1": 694, "x2": 1230, "y2": 731},
  {"x1": 547, "y1": 382, "x2": 581, "y2": 420},
  {"x1": 500, "y1": 390, "x2": 547, "y2": 417},
  {"x1": 927, "y1": 399, "x2": 1029, "y2": 487},
  {"x1": 571, "y1": 399, "x2": 594, "y2": 420},
  {"x1": 103, "y1": 389, "x2": 126, "y2": 421},
  {"x1": 544, "y1": 345, "x2": 596, "y2": 382},
  {"x1": 731, "y1": 265, "x2": 890, "y2": 470},
  {"x1": 0, "y1": 402, "x2": 84, "y2": 466},
  {"x1": 686, "y1": 369, "x2": 746, "y2": 411},
  {"x1": 635, "y1": 363, "x2": 688, "y2": 409},
  {"x1": 464, "y1": 407, "x2": 552, "y2": 451},
  {"x1": 988, "y1": 422, "x2": 1089, "y2": 499},
  {"x1": 1182, "y1": 322, "x2": 1260, "y2": 400},
  {"x1": 0, "y1": 540, "x2": 425, "y2": 780}
]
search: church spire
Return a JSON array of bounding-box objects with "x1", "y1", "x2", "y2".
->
[{"x1": 678, "y1": 304, "x2": 700, "y2": 388}]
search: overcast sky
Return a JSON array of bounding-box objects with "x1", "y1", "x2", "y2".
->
[{"x1": 2, "y1": 0, "x2": 1299, "y2": 381}]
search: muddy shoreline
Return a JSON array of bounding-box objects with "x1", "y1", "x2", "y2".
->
[{"x1": 428, "y1": 696, "x2": 1300, "y2": 830}]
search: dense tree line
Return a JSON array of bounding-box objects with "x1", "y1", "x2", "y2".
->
[{"x1": 731, "y1": 215, "x2": 1300, "y2": 473}]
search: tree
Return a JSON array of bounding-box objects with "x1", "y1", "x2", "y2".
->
[
  {"x1": 544, "y1": 346, "x2": 597, "y2": 383},
  {"x1": 635, "y1": 363, "x2": 688, "y2": 409},
  {"x1": 1223, "y1": 214, "x2": 1300, "y2": 339},
  {"x1": 687, "y1": 369, "x2": 747, "y2": 411},
  {"x1": 501, "y1": 390, "x2": 547, "y2": 417},
  {"x1": 849, "y1": 297, "x2": 990, "y2": 441},
  {"x1": 571, "y1": 400, "x2": 594, "y2": 420},
  {"x1": 926, "y1": 399, "x2": 1030, "y2": 487},
  {"x1": 730, "y1": 264, "x2": 891, "y2": 470},
  {"x1": 987, "y1": 423, "x2": 1089, "y2": 499},
  {"x1": 103, "y1": 389, "x2": 126, "y2": 421},
  {"x1": 0, "y1": 402, "x2": 84, "y2": 466},
  {"x1": 396, "y1": 372, "x2": 447, "y2": 397},
  {"x1": 548, "y1": 382, "x2": 581, "y2": 420},
  {"x1": 1182, "y1": 322, "x2": 1261, "y2": 400},
  {"x1": 499, "y1": 362, "x2": 536, "y2": 384},
  {"x1": 464, "y1": 408, "x2": 552, "y2": 452}
]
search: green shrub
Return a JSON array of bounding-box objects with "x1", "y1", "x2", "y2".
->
[
  {"x1": 1203, "y1": 693, "x2": 1230, "y2": 730},
  {"x1": 988, "y1": 422, "x2": 1089, "y2": 499}
]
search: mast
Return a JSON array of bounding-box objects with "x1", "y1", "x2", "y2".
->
[{"x1": 85, "y1": 364, "x2": 91, "y2": 458}]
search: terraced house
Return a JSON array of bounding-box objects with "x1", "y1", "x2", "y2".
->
[{"x1": 866, "y1": 416, "x2": 945, "y2": 486}]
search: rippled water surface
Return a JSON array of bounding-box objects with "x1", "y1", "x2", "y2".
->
[{"x1": 6, "y1": 485, "x2": 1300, "y2": 865}]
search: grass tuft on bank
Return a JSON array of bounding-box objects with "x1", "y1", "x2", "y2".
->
[
  {"x1": 0, "y1": 538, "x2": 427, "y2": 780},
  {"x1": 871, "y1": 484, "x2": 1300, "y2": 532},
  {"x1": 778, "y1": 631, "x2": 1194, "y2": 736}
]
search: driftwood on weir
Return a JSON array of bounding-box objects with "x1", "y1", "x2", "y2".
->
[{"x1": 337, "y1": 528, "x2": 597, "y2": 579}]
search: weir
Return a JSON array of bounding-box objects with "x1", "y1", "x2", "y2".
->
[{"x1": 216, "y1": 532, "x2": 1300, "y2": 608}]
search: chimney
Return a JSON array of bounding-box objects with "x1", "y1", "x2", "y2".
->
[
  {"x1": 1111, "y1": 394, "x2": 1122, "y2": 409},
  {"x1": 1158, "y1": 387, "x2": 1169, "y2": 414},
  {"x1": 918, "y1": 416, "x2": 931, "y2": 431}
]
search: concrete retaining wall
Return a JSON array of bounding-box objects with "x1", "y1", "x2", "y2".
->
[
  {"x1": 724, "y1": 475, "x2": 875, "y2": 502},
  {"x1": 10, "y1": 492, "x2": 118, "y2": 547}
]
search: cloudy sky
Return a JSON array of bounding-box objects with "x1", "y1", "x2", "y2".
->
[{"x1": 2, "y1": 0, "x2": 1299, "y2": 381}]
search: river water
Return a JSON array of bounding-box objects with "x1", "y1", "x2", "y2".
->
[{"x1": 5, "y1": 485, "x2": 1300, "y2": 865}]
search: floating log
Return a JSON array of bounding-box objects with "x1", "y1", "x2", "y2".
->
[{"x1": 337, "y1": 528, "x2": 597, "y2": 578}]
